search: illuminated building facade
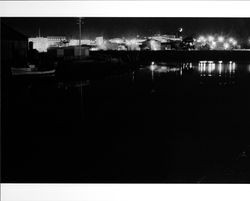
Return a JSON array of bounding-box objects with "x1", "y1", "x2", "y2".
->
[
  {"x1": 29, "y1": 37, "x2": 48, "y2": 52},
  {"x1": 29, "y1": 36, "x2": 68, "y2": 52}
]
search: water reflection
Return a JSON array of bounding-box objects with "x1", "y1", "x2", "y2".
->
[
  {"x1": 147, "y1": 61, "x2": 238, "y2": 78},
  {"x1": 198, "y1": 61, "x2": 236, "y2": 76},
  {"x1": 57, "y1": 80, "x2": 90, "y2": 90},
  {"x1": 148, "y1": 62, "x2": 181, "y2": 74},
  {"x1": 143, "y1": 60, "x2": 242, "y2": 88}
]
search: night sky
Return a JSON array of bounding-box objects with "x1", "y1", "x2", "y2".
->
[{"x1": 2, "y1": 18, "x2": 250, "y2": 42}]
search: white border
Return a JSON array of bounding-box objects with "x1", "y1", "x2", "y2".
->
[
  {"x1": 0, "y1": 1, "x2": 250, "y2": 17},
  {"x1": 1, "y1": 1, "x2": 250, "y2": 201},
  {"x1": 1, "y1": 184, "x2": 250, "y2": 201}
]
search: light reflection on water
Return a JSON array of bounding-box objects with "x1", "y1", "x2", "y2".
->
[
  {"x1": 57, "y1": 80, "x2": 90, "y2": 90},
  {"x1": 55, "y1": 61, "x2": 249, "y2": 90},
  {"x1": 198, "y1": 61, "x2": 236, "y2": 76},
  {"x1": 147, "y1": 61, "x2": 240, "y2": 77},
  {"x1": 248, "y1": 64, "x2": 250, "y2": 73}
]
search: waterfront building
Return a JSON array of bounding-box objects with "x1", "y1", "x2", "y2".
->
[
  {"x1": 109, "y1": 38, "x2": 125, "y2": 44},
  {"x1": 95, "y1": 36, "x2": 106, "y2": 50},
  {"x1": 28, "y1": 37, "x2": 48, "y2": 52},
  {"x1": 47, "y1": 46, "x2": 90, "y2": 58},
  {"x1": 140, "y1": 39, "x2": 161, "y2": 51},
  {"x1": 105, "y1": 41, "x2": 120, "y2": 50},
  {"x1": 47, "y1": 36, "x2": 67, "y2": 46},
  {"x1": 68, "y1": 39, "x2": 94, "y2": 46},
  {"x1": 151, "y1": 34, "x2": 178, "y2": 43},
  {"x1": 29, "y1": 36, "x2": 68, "y2": 52}
]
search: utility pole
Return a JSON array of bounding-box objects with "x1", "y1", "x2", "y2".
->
[{"x1": 78, "y1": 17, "x2": 84, "y2": 58}]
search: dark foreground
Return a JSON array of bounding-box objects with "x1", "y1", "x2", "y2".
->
[{"x1": 2, "y1": 61, "x2": 250, "y2": 183}]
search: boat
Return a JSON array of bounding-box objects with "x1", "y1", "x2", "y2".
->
[{"x1": 11, "y1": 66, "x2": 56, "y2": 77}]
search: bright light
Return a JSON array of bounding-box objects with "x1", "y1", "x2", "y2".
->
[
  {"x1": 211, "y1": 41, "x2": 217, "y2": 49},
  {"x1": 150, "y1": 61, "x2": 157, "y2": 71},
  {"x1": 218, "y1": 36, "x2": 224, "y2": 42},
  {"x1": 228, "y1": 38, "x2": 237, "y2": 46},
  {"x1": 232, "y1": 40, "x2": 237, "y2": 46},
  {"x1": 126, "y1": 39, "x2": 137, "y2": 45},
  {"x1": 232, "y1": 62, "x2": 236, "y2": 71},
  {"x1": 179, "y1": 28, "x2": 183, "y2": 32},
  {"x1": 130, "y1": 39, "x2": 137, "y2": 44},
  {"x1": 150, "y1": 64, "x2": 157, "y2": 71},
  {"x1": 224, "y1": 42, "x2": 229, "y2": 49},
  {"x1": 208, "y1": 36, "x2": 214, "y2": 42},
  {"x1": 229, "y1": 38, "x2": 234, "y2": 43},
  {"x1": 197, "y1": 36, "x2": 206, "y2": 43},
  {"x1": 150, "y1": 40, "x2": 160, "y2": 51},
  {"x1": 218, "y1": 63, "x2": 222, "y2": 75}
]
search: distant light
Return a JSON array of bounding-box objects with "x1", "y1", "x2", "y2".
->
[
  {"x1": 130, "y1": 39, "x2": 137, "y2": 44},
  {"x1": 218, "y1": 36, "x2": 224, "y2": 42},
  {"x1": 151, "y1": 61, "x2": 155, "y2": 65},
  {"x1": 232, "y1": 62, "x2": 236, "y2": 71},
  {"x1": 229, "y1": 61, "x2": 233, "y2": 64},
  {"x1": 224, "y1": 42, "x2": 229, "y2": 49},
  {"x1": 198, "y1": 36, "x2": 206, "y2": 43},
  {"x1": 179, "y1": 28, "x2": 183, "y2": 32},
  {"x1": 211, "y1": 41, "x2": 217, "y2": 49},
  {"x1": 218, "y1": 64, "x2": 222, "y2": 75},
  {"x1": 150, "y1": 63, "x2": 157, "y2": 71},
  {"x1": 229, "y1": 38, "x2": 234, "y2": 43},
  {"x1": 150, "y1": 40, "x2": 159, "y2": 51},
  {"x1": 208, "y1": 36, "x2": 214, "y2": 42},
  {"x1": 126, "y1": 39, "x2": 137, "y2": 45},
  {"x1": 218, "y1": 61, "x2": 223, "y2": 64},
  {"x1": 232, "y1": 41, "x2": 237, "y2": 46}
]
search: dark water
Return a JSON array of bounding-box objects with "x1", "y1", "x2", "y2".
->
[{"x1": 2, "y1": 61, "x2": 250, "y2": 183}]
